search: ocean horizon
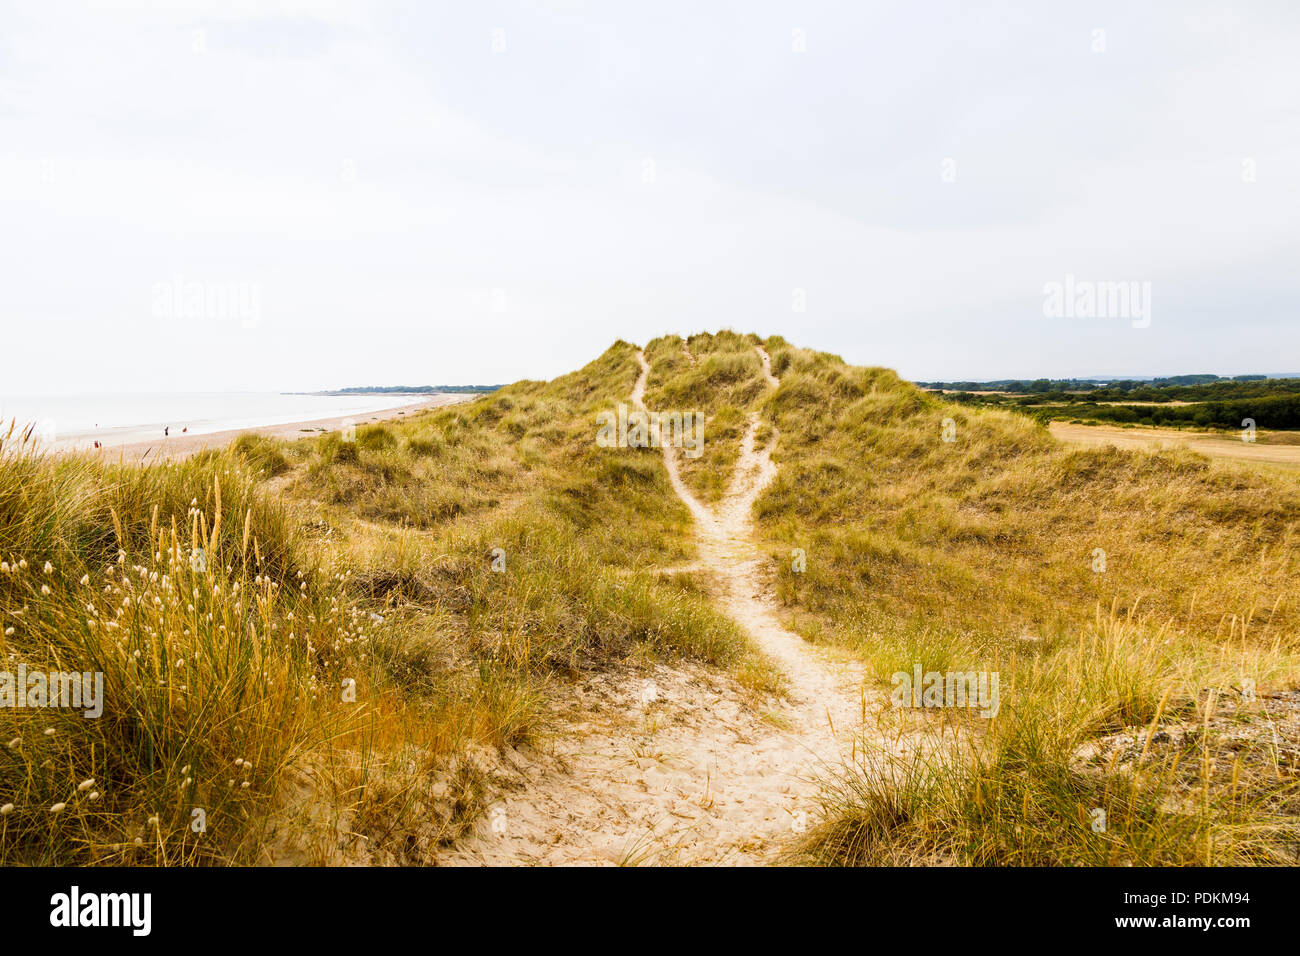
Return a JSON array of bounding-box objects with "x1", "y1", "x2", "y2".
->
[{"x1": 0, "y1": 391, "x2": 436, "y2": 449}]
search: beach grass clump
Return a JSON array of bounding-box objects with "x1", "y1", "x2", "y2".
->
[
  {"x1": 0, "y1": 434, "x2": 300, "y2": 588},
  {"x1": 426, "y1": 504, "x2": 754, "y2": 674},
  {"x1": 751, "y1": 338, "x2": 1300, "y2": 865},
  {"x1": 229, "y1": 433, "x2": 291, "y2": 479},
  {"x1": 0, "y1": 435, "x2": 376, "y2": 863},
  {"x1": 805, "y1": 608, "x2": 1299, "y2": 866},
  {"x1": 642, "y1": 331, "x2": 772, "y2": 503}
]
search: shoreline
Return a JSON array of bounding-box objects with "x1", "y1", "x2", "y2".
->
[{"x1": 69, "y1": 393, "x2": 475, "y2": 463}]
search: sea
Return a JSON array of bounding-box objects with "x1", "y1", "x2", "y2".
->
[{"x1": 0, "y1": 392, "x2": 433, "y2": 449}]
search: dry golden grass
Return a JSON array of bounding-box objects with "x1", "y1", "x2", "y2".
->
[
  {"x1": 750, "y1": 340, "x2": 1300, "y2": 865},
  {"x1": 0, "y1": 341, "x2": 778, "y2": 865},
  {"x1": 6, "y1": 333, "x2": 1294, "y2": 867},
  {"x1": 643, "y1": 331, "x2": 769, "y2": 504},
  {"x1": 1050, "y1": 421, "x2": 1300, "y2": 469}
]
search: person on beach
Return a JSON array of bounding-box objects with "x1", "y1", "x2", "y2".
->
[{"x1": 164, "y1": 426, "x2": 169, "y2": 437}]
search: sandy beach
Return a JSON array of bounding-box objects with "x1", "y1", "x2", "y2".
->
[{"x1": 80, "y1": 393, "x2": 474, "y2": 463}]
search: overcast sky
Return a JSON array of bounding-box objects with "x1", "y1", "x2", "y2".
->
[{"x1": 1, "y1": 1, "x2": 1297, "y2": 394}]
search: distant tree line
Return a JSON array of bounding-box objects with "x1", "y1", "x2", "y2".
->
[
  {"x1": 944, "y1": 392, "x2": 1300, "y2": 430},
  {"x1": 1041, "y1": 395, "x2": 1300, "y2": 430},
  {"x1": 929, "y1": 377, "x2": 1300, "y2": 405}
]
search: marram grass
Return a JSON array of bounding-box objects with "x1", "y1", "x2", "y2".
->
[{"x1": 3, "y1": 333, "x2": 1296, "y2": 866}]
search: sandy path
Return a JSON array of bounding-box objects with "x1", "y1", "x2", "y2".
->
[
  {"x1": 442, "y1": 347, "x2": 865, "y2": 866},
  {"x1": 634, "y1": 346, "x2": 866, "y2": 826}
]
